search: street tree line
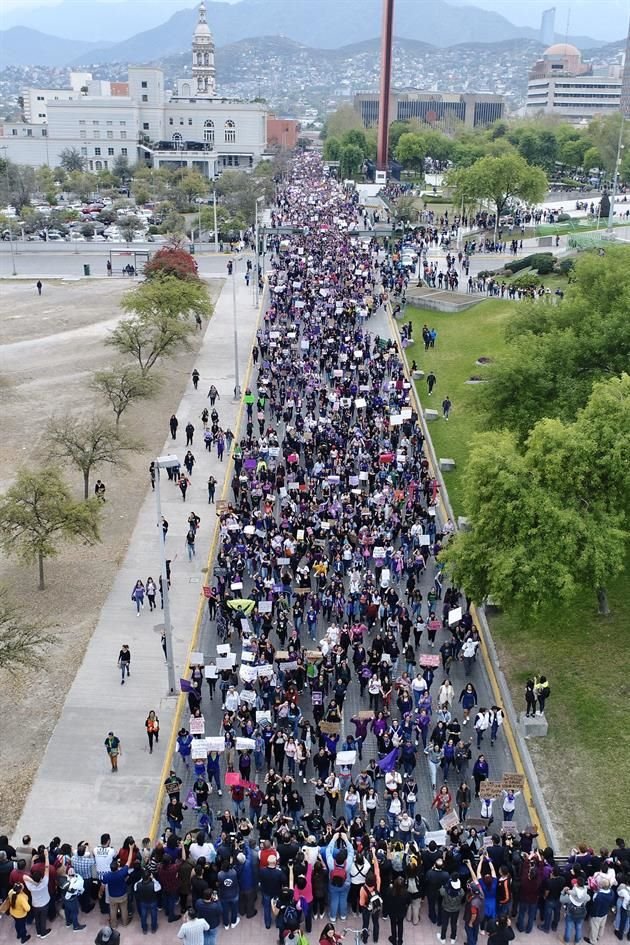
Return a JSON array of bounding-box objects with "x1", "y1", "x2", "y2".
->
[
  {"x1": 442, "y1": 247, "x2": 630, "y2": 617},
  {"x1": 0, "y1": 245, "x2": 213, "y2": 668}
]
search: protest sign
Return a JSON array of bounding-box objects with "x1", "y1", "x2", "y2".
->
[
  {"x1": 480, "y1": 781, "x2": 504, "y2": 800},
  {"x1": 256, "y1": 710, "x2": 272, "y2": 724},
  {"x1": 448, "y1": 607, "x2": 463, "y2": 626},
  {"x1": 239, "y1": 689, "x2": 257, "y2": 706},
  {"x1": 440, "y1": 811, "x2": 460, "y2": 831},
  {"x1": 204, "y1": 665, "x2": 218, "y2": 679},
  {"x1": 216, "y1": 654, "x2": 236, "y2": 669},
  {"x1": 190, "y1": 651, "x2": 204, "y2": 666},
  {"x1": 502, "y1": 773, "x2": 525, "y2": 791},
  {"x1": 319, "y1": 721, "x2": 341, "y2": 735},
  {"x1": 419, "y1": 654, "x2": 440, "y2": 668},
  {"x1": 335, "y1": 750, "x2": 357, "y2": 766},
  {"x1": 191, "y1": 740, "x2": 209, "y2": 760},
  {"x1": 236, "y1": 737, "x2": 256, "y2": 751},
  {"x1": 217, "y1": 644, "x2": 231, "y2": 656},
  {"x1": 258, "y1": 601, "x2": 272, "y2": 614},
  {"x1": 189, "y1": 716, "x2": 205, "y2": 736},
  {"x1": 225, "y1": 772, "x2": 240, "y2": 786}
]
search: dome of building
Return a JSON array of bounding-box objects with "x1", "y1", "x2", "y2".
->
[{"x1": 543, "y1": 42, "x2": 581, "y2": 57}]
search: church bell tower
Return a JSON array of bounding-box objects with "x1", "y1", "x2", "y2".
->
[{"x1": 192, "y1": 1, "x2": 216, "y2": 97}]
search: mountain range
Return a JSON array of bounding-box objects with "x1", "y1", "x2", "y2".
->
[{"x1": 0, "y1": 0, "x2": 612, "y2": 69}]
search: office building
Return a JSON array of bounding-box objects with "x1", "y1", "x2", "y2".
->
[
  {"x1": 526, "y1": 43, "x2": 622, "y2": 123},
  {"x1": 353, "y1": 90, "x2": 505, "y2": 130}
]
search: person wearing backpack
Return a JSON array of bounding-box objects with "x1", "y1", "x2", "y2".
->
[
  {"x1": 359, "y1": 850, "x2": 382, "y2": 944},
  {"x1": 560, "y1": 876, "x2": 589, "y2": 944},
  {"x1": 464, "y1": 866, "x2": 486, "y2": 945},
  {"x1": 438, "y1": 873, "x2": 466, "y2": 944},
  {"x1": 325, "y1": 831, "x2": 354, "y2": 922},
  {"x1": 350, "y1": 852, "x2": 372, "y2": 914}
]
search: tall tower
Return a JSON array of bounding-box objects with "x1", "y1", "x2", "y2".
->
[
  {"x1": 192, "y1": 1, "x2": 216, "y2": 97},
  {"x1": 376, "y1": 0, "x2": 395, "y2": 175},
  {"x1": 540, "y1": 7, "x2": 555, "y2": 46}
]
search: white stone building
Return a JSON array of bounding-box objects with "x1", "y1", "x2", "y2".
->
[
  {"x1": 526, "y1": 43, "x2": 623, "y2": 124},
  {"x1": 0, "y1": 2, "x2": 268, "y2": 177}
]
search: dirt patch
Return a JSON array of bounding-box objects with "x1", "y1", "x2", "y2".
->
[
  {"x1": 475, "y1": 357, "x2": 493, "y2": 365},
  {"x1": 0, "y1": 278, "x2": 222, "y2": 833}
]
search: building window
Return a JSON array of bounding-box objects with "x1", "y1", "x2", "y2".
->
[
  {"x1": 180, "y1": 119, "x2": 184, "y2": 125},
  {"x1": 171, "y1": 133, "x2": 183, "y2": 149},
  {"x1": 121, "y1": 148, "x2": 128, "y2": 156},
  {"x1": 107, "y1": 130, "x2": 113, "y2": 139},
  {"x1": 106, "y1": 120, "x2": 113, "y2": 125},
  {"x1": 120, "y1": 131, "x2": 127, "y2": 139},
  {"x1": 120, "y1": 121, "x2": 126, "y2": 126},
  {"x1": 95, "y1": 161, "x2": 102, "y2": 170},
  {"x1": 88, "y1": 160, "x2": 93, "y2": 170},
  {"x1": 12, "y1": 129, "x2": 17, "y2": 135},
  {"x1": 79, "y1": 119, "x2": 86, "y2": 125},
  {"x1": 188, "y1": 118, "x2": 193, "y2": 125},
  {"x1": 80, "y1": 130, "x2": 86, "y2": 139},
  {"x1": 108, "y1": 147, "x2": 114, "y2": 155},
  {"x1": 143, "y1": 122, "x2": 150, "y2": 130},
  {"x1": 81, "y1": 147, "x2": 87, "y2": 156},
  {"x1": 92, "y1": 120, "x2": 99, "y2": 125},
  {"x1": 26, "y1": 129, "x2": 32, "y2": 136},
  {"x1": 37, "y1": 95, "x2": 44, "y2": 101},
  {"x1": 224, "y1": 119, "x2": 236, "y2": 143},
  {"x1": 204, "y1": 119, "x2": 214, "y2": 143},
  {"x1": 94, "y1": 147, "x2": 101, "y2": 156},
  {"x1": 38, "y1": 113, "x2": 46, "y2": 118},
  {"x1": 169, "y1": 118, "x2": 174, "y2": 125},
  {"x1": 41, "y1": 129, "x2": 47, "y2": 136},
  {"x1": 141, "y1": 81, "x2": 148, "y2": 89},
  {"x1": 93, "y1": 131, "x2": 100, "y2": 139},
  {"x1": 142, "y1": 94, "x2": 148, "y2": 102}
]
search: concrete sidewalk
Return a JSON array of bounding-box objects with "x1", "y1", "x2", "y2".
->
[{"x1": 13, "y1": 270, "x2": 262, "y2": 844}]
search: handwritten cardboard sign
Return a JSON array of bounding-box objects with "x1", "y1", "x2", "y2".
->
[
  {"x1": 319, "y1": 721, "x2": 341, "y2": 735},
  {"x1": 501, "y1": 773, "x2": 525, "y2": 791},
  {"x1": 480, "y1": 780, "x2": 504, "y2": 800},
  {"x1": 189, "y1": 716, "x2": 205, "y2": 735}
]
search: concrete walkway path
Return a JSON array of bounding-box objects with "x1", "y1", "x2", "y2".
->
[{"x1": 13, "y1": 268, "x2": 261, "y2": 844}]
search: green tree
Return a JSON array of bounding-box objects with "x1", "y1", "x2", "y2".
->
[
  {"x1": 91, "y1": 364, "x2": 160, "y2": 428},
  {"x1": 395, "y1": 133, "x2": 426, "y2": 171},
  {"x1": 322, "y1": 105, "x2": 364, "y2": 139},
  {"x1": 59, "y1": 147, "x2": 86, "y2": 172},
  {"x1": 0, "y1": 586, "x2": 55, "y2": 671},
  {"x1": 586, "y1": 113, "x2": 630, "y2": 174},
  {"x1": 448, "y1": 150, "x2": 547, "y2": 226},
  {"x1": 80, "y1": 222, "x2": 95, "y2": 238},
  {"x1": 112, "y1": 154, "x2": 130, "y2": 181},
  {"x1": 67, "y1": 170, "x2": 97, "y2": 201},
  {"x1": 0, "y1": 158, "x2": 36, "y2": 212},
  {"x1": 479, "y1": 246, "x2": 630, "y2": 439},
  {"x1": 323, "y1": 137, "x2": 342, "y2": 162},
  {"x1": 0, "y1": 468, "x2": 101, "y2": 590},
  {"x1": 340, "y1": 143, "x2": 364, "y2": 179},
  {"x1": 443, "y1": 375, "x2": 630, "y2": 615},
  {"x1": 47, "y1": 414, "x2": 139, "y2": 500},
  {"x1": 118, "y1": 213, "x2": 143, "y2": 243},
  {"x1": 107, "y1": 275, "x2": 212, "y2": 373}
]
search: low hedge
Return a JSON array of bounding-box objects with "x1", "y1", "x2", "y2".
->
[{"x1": 505, "y1": 252, "x2": 554, "y2": 274}]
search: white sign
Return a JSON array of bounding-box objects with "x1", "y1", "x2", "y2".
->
[
  {"x1": 258, "y1": 600, "x2": 272, "y2": 614},
  {"x1": 216, "y1": 654, "x2": 236, "y2": 669},
  {"x1": 336, "y1": 750, "x2": 357, "y2": 766},
  {"x1": 190, "y1": 651, "x2": 204, "y2": 666},
  {"x1": 191, "y1": 740, "x2": 209, "y2": 760},
  {"x1": 206, "y1": 736, "x2": 225, "y2": 752},
  {"x1": 204, "y1": 665, "x2": 218, "y2": 679},
  {"x1": 190, "y1": 716, "x2": 205, "y2": 735},
  {"x1": 217, "y1": 644, "x2": 231, "y2": 656},
  {"x1": 448, "y1": 607, "x2": 463, "y2": 626},
  {"x1": 236, "y1": 737, "x2": 256, "y2": 750}
]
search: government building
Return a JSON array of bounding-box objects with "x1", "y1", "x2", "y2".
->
[
  {"x1": 526, "y1": 43, "x2": 623, "y2": 124},
  {"x1": 353, "y1": 90, "x2": 505, "y2": 130},
  {"x1": 0, "y1": 2, "x2": 269, "y2": 176}
]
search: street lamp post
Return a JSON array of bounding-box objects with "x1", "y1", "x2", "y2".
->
[
  {"x1": 231, "y1": 256, "x2": 242, "y2": 401},
  {"x1": 0, "y1": 146, "x2": 17, "y2": 276},
  {"x1": 254, "y1": 195, "x2": 264, "y2": 307},
  {"x1": 606, "y1": 115, "x2": 625, "y2": 236},
  {"x1": 213, "y1": 188, "x2": 219, "y2": 254},
  {"x1": 155, "y1": 455, "x2": 178, "y2": 695}
]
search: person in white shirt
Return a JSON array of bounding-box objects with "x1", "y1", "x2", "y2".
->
[
  {"x1": 94, "y1": 835, "x2": 117, "y2": 879},
  {"x1": 188, "y1": 831, "x2": 216, "y2": 864},
  {"x1": 177, "y1": 908, "x2": 209, "y2": 945}
]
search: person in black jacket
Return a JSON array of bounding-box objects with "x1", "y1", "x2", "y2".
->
[
  {"x1": 195, "y1": 888, "x2": 223, "y2": 939},
  {"x1": 386, "y1": 875, "x2": 411, "y2": 945}
]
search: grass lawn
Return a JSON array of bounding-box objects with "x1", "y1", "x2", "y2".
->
[{"x1": 406, "y1": 301, "x2": 630, "y2": 847}]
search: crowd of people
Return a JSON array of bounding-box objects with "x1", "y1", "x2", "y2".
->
[{"x1": 1, "y1": 155, "x2": 626, "y2": 945}]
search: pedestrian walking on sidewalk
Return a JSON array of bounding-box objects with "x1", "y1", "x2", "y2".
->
[
  {"x1": 170, "y1": 415, "x2": 179, "y2": 440},
  {"x1": 207, "y1": 475, "x2": 217, "y2": 503},
  {"x1": 179, "y1": 475, "x2": 190, "y2": 502},
  {"x1": 184, "y1": 451, "x2": 196, "y2": 476},
  {"x1": 427, "y1": 371, "x2": 436, "y2": 396},
  {"x1": 145, "y1": 711, "x2": 160, "y2": 753},
  {"x1": 442, "y1": 395, "x2": 452, "y2": 420},
  {"x1": 192, "y1": 369, "x2": 200, "y2": 390},
  {"x1": 186, "y1": 526, "x2": 197, "y2": 561},
  {"x1": 208, "y1": 384, "x2": 220, "y2": 406},
  {"x1": 105, "y1": 732, "x2": 121, "y2": 772},
  {"x1": 118, "y1": 644, "x2": 131, "y2": 684},
  {"x1": 146, "y1": 577, "x2": 157, "y2": 611},
  {"x1": 185, "y1": 422, "x2": 195, "y2": 446},
  {"x1": 131, "y1": 580, "x2": 145, "y2": 615},
  {"x1": 149, "y1": 461, "x2": 156, "y2": 491},
  {"x1": 36, "y1": 280, "x2": 43, "y2": 296}
]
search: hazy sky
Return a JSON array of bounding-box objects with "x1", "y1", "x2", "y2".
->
[{"x1": 2, "y1": 0, "x2": 628, "y2": 43}]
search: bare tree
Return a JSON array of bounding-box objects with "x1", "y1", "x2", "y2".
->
[
  {"x1": 0, "y1": 586, "x2": 55, "y2": 671},
  {"x1": 47, "y1": 414, "x2": 140, "y2": 499},
  {"x1": 91, "y1": 363, "x2": 160, "y2": 428}
]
